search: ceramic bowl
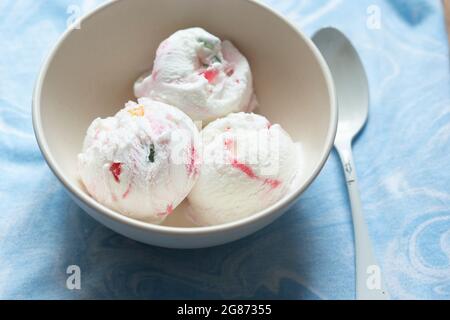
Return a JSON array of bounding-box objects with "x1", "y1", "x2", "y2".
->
[{"x1": 32, "y1": 0, "x2": 337, "y2": 248}]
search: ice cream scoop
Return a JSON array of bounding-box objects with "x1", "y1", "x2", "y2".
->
[
  {"x1": 134, "y1": 27, "x2": 257, "y2": 123},
  {"x1": 78, "y1": 98, "x2": 200, "y2": 223},
  {"x1": 187, "y1": 113, "x2": 300, "y2": 226}
]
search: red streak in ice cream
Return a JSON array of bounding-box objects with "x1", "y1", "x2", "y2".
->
[
  {"x1": 226, "y1": 137, "x2": 281, "y2": 189},
  {"x1": 201, "y1": 69, "x2": 219, "y2": 83},
  {"x1": 157, "y1": 204, "x2": 174, "y2": 217},
  {"x1": 231, "y1": 159, "x2": 257, "y2": 179},
  {"x1": 264, "y1": 178, "x2": 281, "y2": 189},
  {"x1": 122, "y1": 183, "x2": 132, "y2": 199},
  {"x1": 186, "y1": 144, "x2": 198, "y2": 176},
  {"x1": 110, "y1": 163, "x2": 122, "y2": 183}
]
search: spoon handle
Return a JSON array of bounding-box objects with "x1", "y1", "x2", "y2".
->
[{"x1": 335, "y1": 140, "x2": 390, "y2": 300}]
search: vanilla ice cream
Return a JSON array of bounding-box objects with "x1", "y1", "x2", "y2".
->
[
  {"x1": 134, "y1": 27, "x2": 257, "y2": 123},
  {"x1": 78, "y1": 98, "x2": 200, "y2": 224},
  {"x1": 187, "y1": 113, "x2": 300, "y2": 226}
]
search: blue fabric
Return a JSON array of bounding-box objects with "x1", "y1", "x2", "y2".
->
[{"x1": 0, "y1": 0, "x2": 449, "y2": 300}]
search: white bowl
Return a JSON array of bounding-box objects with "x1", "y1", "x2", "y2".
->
[{"x1": 32, "y1": 0, "x2": 337, "y2": 248}]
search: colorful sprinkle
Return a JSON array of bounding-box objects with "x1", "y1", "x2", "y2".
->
[
  {"x1": 148, "y1": 143, "x2": 156, "y2": 163},
  {"x1": 109, "y1": 162, "x2": 122, "y2": 183},
  {"x1": 200, "y1": 69, "x2": 219, "y2": 83},
  {"x1": 128, "y1": 105, "x2": 145, "y2": 117},
  {"x1": 198, "y1": 39, "x2": 214, "y2": 50}
]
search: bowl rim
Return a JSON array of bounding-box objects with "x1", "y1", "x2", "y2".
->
[{"x1": 32, "y1": 0, "x2": 337, "y2": 236}]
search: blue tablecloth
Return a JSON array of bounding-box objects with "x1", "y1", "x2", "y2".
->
[{"x1": 1, "y1": 0, "x2": 449, "y2": 300}]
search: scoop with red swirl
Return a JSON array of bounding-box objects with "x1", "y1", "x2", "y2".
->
[
  {"x1": 78, "y1": 98, "x2": 200, "y2": 223},
  {"x1": 187, "y1": 113, "x2": 301, "y2": 226},
  {"x1": 134, "y1": 27, "x2": 257, "y2": 123}
]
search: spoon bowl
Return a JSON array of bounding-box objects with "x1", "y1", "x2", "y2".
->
[{"x1": 313, "y1": 28, "x2": 369, "y2": 140}]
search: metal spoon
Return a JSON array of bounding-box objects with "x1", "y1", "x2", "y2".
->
[{"x1": 312, "y1": 27, "x2": 390, "y2": 300}]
